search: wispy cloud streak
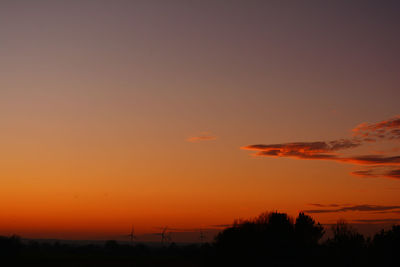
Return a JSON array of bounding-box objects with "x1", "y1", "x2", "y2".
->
[
  {"x1": 352, "y1": 168, "x2": 400, "y2": 180},
  {"x1": 304, "y1": 204, "x2": 400, "y2": 214},
  {"x1": 244, "y1": 140, "x2": 361, "y2": 160},
  {"x1": 308, "y1": 203, "x2": 342, "y2": 208},
  {"x1": 187, "y1": 132, "x2": 217, "y2": 143},
  {"x1": 352, "y1": 218, "x2": 400, "y2": 223}
]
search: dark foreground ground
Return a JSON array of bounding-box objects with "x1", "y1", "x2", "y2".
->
[
  {"x1": 2, "y1": 240, "x2": 214, "y2": 267},
  {"x1": 2, "y1": 234, "x2": 399, "y2": 267},
  {"x1": 2, "y1": 212, "x2": 400, "y2": 266}
]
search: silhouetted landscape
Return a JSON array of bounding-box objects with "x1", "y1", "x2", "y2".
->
[{"x1": 2, "y1": 211, "x2": 400, "y2": 266}]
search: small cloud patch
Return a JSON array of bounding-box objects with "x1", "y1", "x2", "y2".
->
[{"x1": 187, "y1": 132, "x2": 217, "y2": 143}]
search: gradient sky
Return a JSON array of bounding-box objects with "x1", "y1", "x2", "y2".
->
[{"x1": 1, "y1": 0, "x2": 400, "y2": 241}]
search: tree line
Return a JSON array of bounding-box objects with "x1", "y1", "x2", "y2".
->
[{"x1": 1, "y1": 211, "x2": 399, "y2": 266}]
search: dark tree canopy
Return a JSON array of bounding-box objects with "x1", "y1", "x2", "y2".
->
[
  {"x1": 1, "y1": 212, "x2": 400, "y2": 266},
  {"x1": 295, "y1": 212, "x2": 325, "y2": 246},
  {"x1": 214, "y1": 211, "x2": 325, "y2": 265}
]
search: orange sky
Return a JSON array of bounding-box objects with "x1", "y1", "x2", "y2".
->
[{"x1": 1, "y1": 1, "x2": 400, "y2": 241}]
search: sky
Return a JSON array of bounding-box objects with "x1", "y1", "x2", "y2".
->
[{"x1": 1, "y1": 0, "x2": 400, "y2": 242}]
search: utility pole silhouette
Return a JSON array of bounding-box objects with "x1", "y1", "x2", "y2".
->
[{"x1": 199, "y1": 230, "x2": 206, "y2": 243}]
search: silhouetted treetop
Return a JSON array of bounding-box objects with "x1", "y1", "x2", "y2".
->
[
  {"x1": 295, "y1": 212, "x2": 325, "y2": 246},
  {"x1": 214, "y1": 211, "x2": 325, "y2": 264}
]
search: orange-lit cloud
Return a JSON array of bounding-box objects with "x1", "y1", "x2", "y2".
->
[
  {"x1": 351, "y1": 167, "x2": 400, "y2": 179},
  {"x1": 304, "y1": 204, "x2": 400, "y2": 214},
  {"x1": 242, "y1": 143, "x2": 400, "y2": 166},
  {"x1": 308, "y1": 203, "x2": 342, "y2": 208},
  {"x1": 340, "y1": 156, "x2": 400, "y2": 166},
  {"x1": 243, "y1": 140, "x2": 360, "y2": 160},
  {"x1": 353, "y1": 218, "x2": 400, "y2": 223},
  {"x1": 352, "y1": 115, "x2": 400, "y2": 141},
  {"x1": 186, "y1": 132, "x2": 217, "y2": 142},
  {"x1": 242, "y1": 116, "x2": 400, "y2": 180}
]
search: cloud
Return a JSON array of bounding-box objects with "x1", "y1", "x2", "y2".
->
[
  {"x1": 304, "y1": 204, "x2": 400, "y2": 214},
  {"x1": 153, "y1": 226, "x2": 222, "y2": 232},
  {"x1": 308, "y1": 203, "x2": 342, "y2": 208},
  {"x1": 243, "y1": 140, "x2": 361, "y2": 160},
  {"x1": 242, "y1": 145, "x2": 400, "y2": 166},
  {"x1": 352, "y1": 168, "x2": 400, "y2": 180},
  {"x1": 386, "y1": 168, "x2": 400, "y2": 179},
  {"x1": 352, "y1": 115, "x2": 400, "y2": 141},
  {"x1": 209, "y1": 224, "x2": 233, "y2": 228},
  {"x1": 341, "y1": 156, "x2": 400, "y2": 166},
  {"x1": 187, "y1": 132, "x2": 217, "y2": 143},
  {"x1": 242, "y1": 144, "x2": 400, "y2": 166},
  {"x1": 242, "y1": 115, "x2": 400, "y2": 180},
  {"x1": 352, "y1": 218, "x2": 400, "y2": 223},
  {"x1": 374, "y1": 210, "x2": 400, "y2": 214},
  {"x1": 351, "y1": 169, "x2": 380, "y2": 178}
]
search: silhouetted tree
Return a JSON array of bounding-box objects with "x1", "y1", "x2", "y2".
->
[
  {"x1": 370, "y1": 225, "x2": 400, "y2": 265},
  {"x1": 330, "y1": 220, "x2": 365, "y2": 246},
  {"x1": 215, "y1": 211, "x2": 322, "y2": 265},
  {"x1": 295, "y1": 212, "x2": 324, "y2": 246},
  {"x1": 325, "y1": 220, "x2": 366, "y2": 266}
]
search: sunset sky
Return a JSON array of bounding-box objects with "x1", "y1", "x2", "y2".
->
[{"x1": 1, "y1": 0, "x2": 400, "y2": 241}]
